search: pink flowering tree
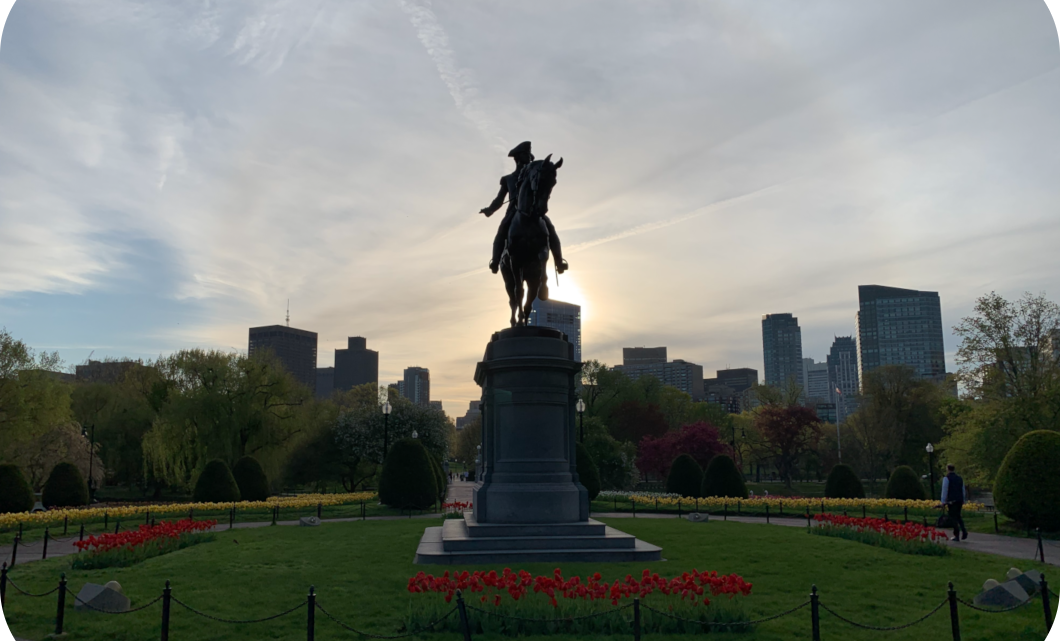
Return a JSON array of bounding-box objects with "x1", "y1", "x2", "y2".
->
[{"x1": 636, "y1": 422, "x2": 732, "y2": 480}]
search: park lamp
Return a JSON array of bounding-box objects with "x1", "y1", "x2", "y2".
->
[
  {"x1": 412, "y1": 429, "x2": 419, "y2": 439},
  {"x1": 575, "y1": 398, "x2": 586, "y2": 443},
  {"x1": 925, "y1": 443, "x2": 934, "y2": 454},
  {"x1": 382, "y1": 401, "x2": 392, "y2": 416}
]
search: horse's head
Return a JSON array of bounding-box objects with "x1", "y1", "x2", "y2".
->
[{"x1": 517, "y1": 154, "x2": 563, "y2": 217}]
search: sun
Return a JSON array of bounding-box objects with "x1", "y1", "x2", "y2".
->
[{"x1": 548, "y1": 270, "x2": 590, "y2": 323}]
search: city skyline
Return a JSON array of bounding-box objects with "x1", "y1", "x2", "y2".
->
[{"x1": 2, "y1": 2, "x2": 1059, "y2": 407}]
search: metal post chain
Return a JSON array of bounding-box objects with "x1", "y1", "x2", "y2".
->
[
  {"x1": 641, "y1": 600, "x2": 809, "y2": 627},
  {"x1": 171, "y1": 595, "x2": 306, "y2": 623},
  {"x1": 820, "y1": 598, "x2": 948, "y2": 630},
  {"x1": 466, "y1": 602, "x2": 631, "y2": 622},
  {"x1": 316, "y1": 600, "x2": 457, "y2": 639},
  {"x1": 67, "y1": 587, "x2": 164, "y2": 613},
  {"x1": 5, "y1": 577, "x2": 60, "y2": 598}
]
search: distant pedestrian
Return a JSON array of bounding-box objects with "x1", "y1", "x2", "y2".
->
[{"x1": 940, "y1": 464, "x2": 969, "y2": 541}]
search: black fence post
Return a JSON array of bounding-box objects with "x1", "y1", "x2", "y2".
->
[
  {"x1": 104, "y1": 511, "x2": 108, "y2": 530},
  {"x1": 456, "y1": 589, "x2": 473, "y2": 641},
  {"x1": 10, "y1": 536, "x2": 18, "y2": 568},
  {"x1": 79, "y1": 524, "x2": 85, "y2": 542},
  {"x1": 862, "y1": 505, "x2": 866, "y2": 519},
  {"x1": 993, "y1": 512, "x2": 999, "y2": 533},
  {"x1": 317, "y1": 503, "x2": 322, "y2": 519},
  {"x1": 1041, "y1": 573, "x2": 1052, "y2": 633},
  {"x1": 146, "y1": 510, "x2": 150, "y2": 525},
  {"x1": 655, "y1": 498, "x2": 658, "y2": 513},
  {"x1": 1, "y1": 562, "x2": 7, "y2": 606},
  {"x1": 810, "y1": 585, "x2": 820, "y2": 641},
  {"x1": 677, "y1": 500, "x2": 682, "y2": 517},
  {"x1": 632, "y1": 498, "x2": 636, "y2": 518},
  {"x1": 55, "y1": 573, "x2": 67, "y2": 636},
  {"x1": 904, "y1": 506, "x2": 909, "y2": 523},
  {"x1": 361, "y1": 500, "x2": 365, "y2": 521},
  {"x1": 272, "y1": 506, "x2": 278, "y2": 526},
  {"x1": 1037, "y1": 528, "x2": 1046, "y2": 563},
  {"x1": 63, "y1": 516, "x2": 68, "y2": 536},
  {"x1": 189, "y1": 508, "x2": 194, "y2": 522},
  {"x1": 737, "y1": 500, "x2": 741, "y2": 516},
  {"x1": 948, "y1": 582, "x2": 961, "y2": 641},
  {"x1": 43, "y1": 527, "x2": 49, "y2": 560},
  {"x1": 115, "y1": 520, "x2": 120, "y2": 534},
  {"x1": 161, "y1": 580, "x2": 171, "y2": 641},
  {"x1": 723, "y1": 502, "x2": 728, "y2": 521},
  {"x1": 18, "y1": 522, "x2": 22, "y2": 539},
  {"x1": 820, "y1": 499, "x2": 825, "y2": 514},
  {"x1": 779, "y1": 501, "x2": 784, "y2": 516},
  {"x1": 633, "y1": 596, "x2": 641, "y2": 641},
  {"x1": 766, "y1": 504, "x2": 770, "y2": 524},
  {"x1": 307, "y1": 585, "x2": 316, "y2": 641},
  {"x1": 230, "y1": 508, "x2": 235, "y2": 530},
  {"x1": 806, "y1": 507, "x2": 811, "y2": 528}
]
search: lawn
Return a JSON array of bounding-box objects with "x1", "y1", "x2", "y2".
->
[{"x1": 2, "y1": 518, "x2": 1054, "y2": 641}]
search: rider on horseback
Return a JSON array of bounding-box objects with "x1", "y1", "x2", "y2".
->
[{"x1": 478, "y1": 141, "x2": 568, "y2": 276}]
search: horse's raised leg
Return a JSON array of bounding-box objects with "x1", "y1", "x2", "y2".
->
[
  {"x1": 523, "y1": 273, "x2": 539, "y2": 325},
  {"x1": 515, "y1": 269, "x2": 527, "y2": 325},
  {"x1": 501, "y1": 260, "x2": 518, "y2": 327}
]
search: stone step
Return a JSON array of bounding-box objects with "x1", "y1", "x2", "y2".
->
[
  {"x1": 462, "y1": 514, "x2": 607, "y2": 538},
  {"x1": 441, "y1": 520, "x2": 635, "y2": 551},
  {"x1": 415, "y1": 526, "x2": 663, "y2": 565}
]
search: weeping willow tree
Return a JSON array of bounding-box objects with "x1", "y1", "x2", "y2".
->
[{"x1": 142, "y1": 348, "x2": 312, "y2": 489}]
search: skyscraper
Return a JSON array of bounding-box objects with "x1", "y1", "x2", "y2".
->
[
  {"x1": 401, "y1": 366, "x2": 430, "y2": 407},
  {"x1": 334, "y1": 337, "x2": 378, "y2": 392},
  {"x1": 762, "y1": 313, "x2": 804, "y2": 391},
  {"x1": 827, "y1": 336, "x2": 859, "y2": 423},
  {"x1": 855, "y1": 285, "x2": 946, "y2": 386},
  {"x1": 622, "y1": 347, "x2": 667, "y2": 365},
  {"x1": 315, "y1": 367, "x2": 335, "y2": 399},
  {"x1": 615, "y1": 349, "x2": 704, "y2": 400},
  {"x1": 528, "y1": 299, "x2": 582, "y2": 361},
  {"x1": 248, "y1": 325, "x2": 318, "y2": 392},
  {"x1": 715, "y1": 368, "x2": 758, "y2": 393},
  {"x1": 803, "y1": 359, "x2": 831, "y2": 402}
]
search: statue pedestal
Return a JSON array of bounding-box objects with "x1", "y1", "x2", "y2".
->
[{"x1": 415, "y1": 327, "x2": 661, "y2": 564}]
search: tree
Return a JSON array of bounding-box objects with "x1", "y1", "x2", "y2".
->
[
  {"x1": 666, "y1": 454, "x2": 703, "y2": 498},
  {"x1": 193, "y1": 459, "x2": 241, "y2": 503},
  {"x1": 7, "y1": 423, "x2": 104, "y2": 490},
  {"x1": 753, "y1": 405, "x2": 822, "y2": 488},
  {"x1": 702, "y1": 454, "x2": 748, "y2": 499},
  {"x1": 993, "y1": 430, "x2": 1060, "y2": 531},
  {"x1": 0, "y1": 329, "x2": 70, "y2": 455},
  {"x1": 825, "y1": 463, "x2": 865, "y2": 499},
  {"x1": 884, "y1": 465, "x2": 926, "y2": 500},
  {"x1": 583, "y1": 430, "x2": 637, "y2": 490},
  {"x1": 232, "y1": 456, "x2": 270, "y2": 501},
  {"x1": 636, "y1": 421, "x2": 730, "y2": 480},
  {"x1": 609, "y1": 400, "x2": 668, "y2": 444},
  {"x1": 576, "y1": 443, "x2": 602, "y2": 500},
  {"x1": 0, "y1": 464, "x2": 35, "y2": 513},
  {"x1": 454, "y1": 417, "x2": 482, "y2": 470},
  {"x1": 379, "y1": 438, "x2": 437, "y2": 510},
  {"x1": 42, "y1": 462, "x2": 89, "y2": 508}
]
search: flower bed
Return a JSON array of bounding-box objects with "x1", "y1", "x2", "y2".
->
[
  {"x1": 0, "y1": 491, "x2": 378, "y2": 529},
  {"x1": 809, "y1": 513, "x2": 949, "y2": 556},
  {"x1": 441, "y1": 501, "x2": 472, "y2": 519},
  {"x1": 405, "y1": 568, "x2": 753, "y2": 635},
  {"x1": 596, "y1": 492, "x2": 985, "y2": 515},
  {"x1": 72, "y1": 519, "x2": 217, "y2": 569}
]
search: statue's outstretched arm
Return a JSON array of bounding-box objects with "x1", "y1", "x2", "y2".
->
[{"x1": 479, "y1": 178, "x2": 508, "y2": 216}]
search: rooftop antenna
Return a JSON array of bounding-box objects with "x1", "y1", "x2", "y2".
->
[{"x1": 286, "y1": 299, "x2": 290, "y2": 327}]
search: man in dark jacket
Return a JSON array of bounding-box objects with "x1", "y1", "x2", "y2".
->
[
  {"x1": 478, "y1": 141, "x2": 567, "y2": 275},
  {"x1": 940, "y1": 464, "x2": 969, "y2": 541}
]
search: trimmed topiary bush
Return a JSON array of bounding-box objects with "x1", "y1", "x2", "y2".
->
[
  {"x1": 702, "y1": 454, "x2": 748, "y2": 499},
  {"x1": 885, "y1": 465, "x2": 926, "y2": 500},
  {"x1": 0, "y1": 464, "x2": 35, "y2": 513},
  {"x1": 427, "y1": 451, "x2": 447, "y2": 505},
  {"x1": 576, "y1": 443, "x2": 602, "y2": 501},
  {"x1": 994, "y1": 430, "x2": 1060, "y2": 531},
  {"x1": 666, "y1": 454, "x2": 703, "y2": 498},
  {"x1": 825, "y1": 464, "x2": 865, "y2": 499},
  {"x1": 379, "y1": 438, "x2": 438, "y2": 510},
  {"x1": 193, "y1": 460, "x2": 241, "y2": 503},
  {"x1": 232, "y1": 456, "x2": 269, "y2": 502},
  {"x1": 42, "y1": 462, "x2": 89, "y2": 508}
]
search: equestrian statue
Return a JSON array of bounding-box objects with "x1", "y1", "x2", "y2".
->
[{"x1": 477, "y1": 141, "x2": 566, "y2": 326}]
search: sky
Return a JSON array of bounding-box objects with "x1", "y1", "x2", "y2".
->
[{"x1": 1, "y1": 0, "x2": 1059, "y2": 416}]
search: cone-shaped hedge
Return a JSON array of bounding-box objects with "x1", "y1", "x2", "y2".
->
[
  {"x1": 42, "y1": 462, "x2": 89, "y2": 508},
  {"x1": 379, "y1": 438, "x2": 438, "y2": 510},
  {"x1": 702, "y1": 454, "x2": 748, "y2": 499},
  {"x1": 884, "y1": 465, "x2": 926, "y2": 500},
  {"x1": 576, "y1": 443, "x2": 602, "y2": 501},
  {"x1": 193, "y1": 460, "x2": 241, "y2": 503},
  {"x1": 232, "y1": 456, "x2": 270, "y2": 502},
  {"x1": 994, "y1": 430, "x2": 1060, "y2": 531},
  {"x1": 427, "y1": 451, "x2": 447, "y2": 504},
  {"x1": 0, "y1": 464, "x2": 35, "y2": 513},
  {"x1": 666, "y1": 454, "x2": 703, "y2": 498},
  {"x1": 825, "y1": 464, "x2": 865, "y2": 499}
]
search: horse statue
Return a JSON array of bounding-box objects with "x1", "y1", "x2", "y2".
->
[{"x1": 500, "y1": 154, "x2": 563, "y2": 326}]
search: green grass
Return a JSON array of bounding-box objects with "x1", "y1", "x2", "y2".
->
[{"x1": 2, "y1": 518, "x2": 1055, "y2": 641}]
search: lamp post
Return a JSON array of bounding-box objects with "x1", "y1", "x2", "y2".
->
[
  {"x1": 382, "y1": 401, "x2": 392, "y2": 460},
  {"x1": 576, "y1": 399, "x2": 586, "y2": 443},
  {"x1": 926, "y1": 443, "x2": 936, "y2": 499},
  {"x1": 81, "y1": 425, "x2": 95, "y2": 507},
  {"x1": 411, "y1": 429, "x2": 419, "y2": 439}
]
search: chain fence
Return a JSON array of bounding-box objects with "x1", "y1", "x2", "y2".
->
[
  {"x1": 818, "y1": 598, "x2": 948, "y2": 631},
  {"x1": 316, "y1": 601, "x2": 457, "y2": 639},
  {"x1": 642, "y1": 599, "x2": 809, "y2": 627}
]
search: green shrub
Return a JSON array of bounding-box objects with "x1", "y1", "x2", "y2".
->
[
  {"x1": 884, "y1": 465, "x2": 926, "y2": 500},
  {"x1": 193, "y1": 460, "x2": 241, "y2": 503},
  {"x1": 702, "y1": 454, "x2": 748, "y2": 499},
  {"x1": 231, "y1": 456, "x2": 269, "y2": 502},
  {"x1": 427, "y1": 451, "x2": 447, "y2": 505},
  {"x1": 825, "y1": 464, "x2": 864, "y2": 499},
  {"x1": 41, "y1": 462, "x2": 89, "y2": 508},
  {"x1": 994, "y1": 430, "x2": 1060, "y2": 531},
  {"x1": 0, "y1": 464, "x2": 35, "y2": 513},
  {"x1": 666, "y1": 454, "x2": 703, "y2": 498},
  {"x1": 379, "y1": 439, "x2": 438, "y2": 510},
  {"x1": 576, "y1": 443, "x2": 602, "y2": 501}
]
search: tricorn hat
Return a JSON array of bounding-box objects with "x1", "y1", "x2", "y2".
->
[{"x1": 508, "y1": 141, "x2": 532, "y2": 158}]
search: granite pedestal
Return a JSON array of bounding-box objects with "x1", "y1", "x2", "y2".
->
[{"x1": 415, "y1": 326, "x2": 661, "y2": 564}]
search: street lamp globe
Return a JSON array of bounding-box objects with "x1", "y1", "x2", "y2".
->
[
  {"x1": 925, "y1": 443, "x2": 934, "y2": 453},
  {"x1": 576, "y1": 399, "x2": 586, "y2": 414},
  {"x1": 382, "y1": 401, "x2": 392, "y2": 415},
  {"x1": 412, "y1": 429, "x2": 419, "y2": 439}
]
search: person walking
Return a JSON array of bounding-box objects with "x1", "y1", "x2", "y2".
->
[{"x1": 940, "y1": 464, "x2": 969, "y2": 541}]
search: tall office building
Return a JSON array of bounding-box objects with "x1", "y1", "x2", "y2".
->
[
  {"x1": 456, "y1": 401, "x2": 481, "y2": 430},
  {"x1": 528, "y1": 299, "x2": 582, "y2": 361},
  {"x1": 248, "y1": 325, "x2": 318, "y2": 392},
  {"x1": 615, "y1": 349, "x2": 704, "y2": 400},
  {"x1": 334, "y1": 337, "x2": 378, "y2": 393},
  {"x1": 401, "y1": 366, "x2": 430, "y2": 407},
  {"x1": 762, "y1": 313, "x2": 804, "y2": 391},
  {"x1": 623, "y1": 347, "x2": 667, "y2": 365},
  {"x1": 855, "y1": 285, "x2": 946, "y2": 386},
  {"x1": 315, "y1": 367, "x2": 335, "y2": 399},
  {"x1": 827, "y1": 336, "x2": 859, "y2": 423},
  {"x1": 803, "y1": 359, "x2": 831, "y2": 403}
]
